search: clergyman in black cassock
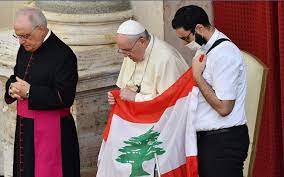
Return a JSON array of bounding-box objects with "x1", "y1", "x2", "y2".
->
[{"x1": 5, "y1": 8, "x2": 80, "y2": 177}]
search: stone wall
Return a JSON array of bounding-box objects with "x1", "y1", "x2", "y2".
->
[
  {"x1": 0, "y1": 1, "x2": 14, "y2": 29},
  {"x1": 131, "y1": 0, "x2": 164, "y2": 40},
  {"x1": 0, "y1": 1, "x2": 31, "y2": 29},
  {"x1": 0, "y1": 30, "x2": 19, "y2": 177},
  {"x1": 0, "y1": 75, "x2": 17, "y2": 177},
  {"x1": 0, "y1": 80, "x2": 4, "y2": 176}
]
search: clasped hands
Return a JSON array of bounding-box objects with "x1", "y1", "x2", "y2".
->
[{"x1": 9, "y1": 77, "x2": 30, "y2": 100}]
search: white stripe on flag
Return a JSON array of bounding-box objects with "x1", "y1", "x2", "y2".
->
[{"x1": 97, "y1": 87, "x2": 199, "y2": 177}]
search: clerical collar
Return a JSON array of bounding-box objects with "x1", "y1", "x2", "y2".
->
[{"x1": 43, "y1": 29, "x2": 51, "y2": 43}]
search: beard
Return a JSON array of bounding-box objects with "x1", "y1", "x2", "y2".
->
[{"x1": 195, "y1": 32, "x2": 207, "y2": 46}]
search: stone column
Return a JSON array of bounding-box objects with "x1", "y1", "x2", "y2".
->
[
  {"x1": 0, "y1": 30, "x2": 20, "y2": 177},
  {"x1": 0, "y1": 1, "x2": 132, "y2": 176}
]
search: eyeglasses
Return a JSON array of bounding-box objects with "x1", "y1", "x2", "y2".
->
[
  {"x1": 13, "y1": 26, "x2": 39, "y2": 40},
  {"x1": 117, "y1": 38, "x2": 140, "y2": 54},
  {"x1": 179, "y1": 32, "x2": 192, "y2": 42}
]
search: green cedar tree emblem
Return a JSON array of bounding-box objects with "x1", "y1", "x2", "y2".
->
[{"x1": 116, "y1": 127, "x2": 165, "y2": 177}]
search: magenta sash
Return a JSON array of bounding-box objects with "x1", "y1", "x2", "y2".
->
[{"x1": 17, "y1": 100, "x2": 70, "y2": 177}]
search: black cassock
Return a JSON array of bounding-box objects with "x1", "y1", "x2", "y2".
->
[{"x1": 5, "y1": 31, "x2": 80, "y2": 177}]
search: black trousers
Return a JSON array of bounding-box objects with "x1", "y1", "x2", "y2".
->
[{"x1": 197, "y1": 124, "x2": 249, "y2": 177}]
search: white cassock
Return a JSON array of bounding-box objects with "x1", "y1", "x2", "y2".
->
[{"x1": 116, "y1": 34, "x2": 189, "y2": 102}]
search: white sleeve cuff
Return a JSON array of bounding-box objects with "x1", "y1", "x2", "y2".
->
[{"x1": 215, "y1": 90, "x2": 237, "y2": 100}]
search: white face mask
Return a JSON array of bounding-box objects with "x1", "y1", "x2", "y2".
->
[{"x1": 185, "y1": 41, "x2": 201, "y2": 51}]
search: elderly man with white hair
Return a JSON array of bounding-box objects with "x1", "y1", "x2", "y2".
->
[
  {"x1": 108, "y1": 20, "x2": 188, "y2": 103},
  {"x1": 4, "y1": 7, "x2": 80, "y2": 177}
]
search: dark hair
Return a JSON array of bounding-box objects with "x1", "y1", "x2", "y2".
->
[{"x1": 172, "y1": 5, "x2": 211, "y2": 32}]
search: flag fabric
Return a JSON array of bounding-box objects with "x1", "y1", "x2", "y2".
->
[{"x1": 97, "y1": 68, "x2": 199, "y2": 177}]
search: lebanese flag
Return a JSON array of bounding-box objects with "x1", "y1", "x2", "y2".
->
[{"x1": 97, "y1": 68, "x2": 199, "y2": 177}]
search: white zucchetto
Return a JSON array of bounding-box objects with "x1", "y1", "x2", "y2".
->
[{"x1": 117, "y1": 20, "x2": 145, "y2": 35}]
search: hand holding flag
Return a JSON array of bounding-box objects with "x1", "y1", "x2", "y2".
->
[{"x1": 192, "y1": 53, "x2": 206, "y2": 80}]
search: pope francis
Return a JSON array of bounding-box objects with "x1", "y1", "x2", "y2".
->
[{"x1": 108, "y1": 20, "x2": 188, "y2": 103}]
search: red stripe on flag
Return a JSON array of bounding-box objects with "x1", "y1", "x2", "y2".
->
[
  {"x1": 161, "y1": 156, "x2": 198, "y2": 177},
  {"x1": 186, "y1": 156, "x2": 198, "y2": 177},
  {"x1": 103, "y1": 68, "x2": 196, "y2": 141},
  {"x1": 102, "y1": 106, "x2": 115, "y2": 141},
  {"x1": 161, "y1": 164, "x2": 187, "y2": 177},
  {"x1": 111, "y1": 68, "x2": 195, "y2": 123}
]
